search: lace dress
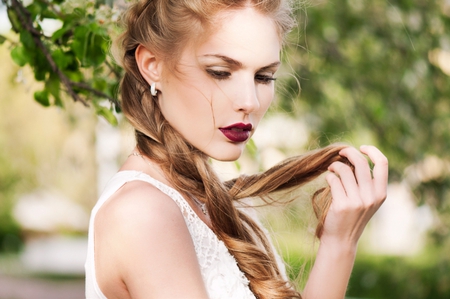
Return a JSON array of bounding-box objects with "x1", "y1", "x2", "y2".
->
[{"x1": 85, "y1": 170, "x2": 286, "y2": 299}]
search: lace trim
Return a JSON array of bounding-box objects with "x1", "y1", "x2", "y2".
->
[{"x1": 126, "y1": 171, "x2": 256, "y2": 299}]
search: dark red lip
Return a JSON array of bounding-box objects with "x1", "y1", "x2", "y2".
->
[{"x1": 219, "y1": 123, "x2": 253, "y2": 142}]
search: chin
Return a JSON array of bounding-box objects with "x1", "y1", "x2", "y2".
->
[
  {"x1": 208, "y1": 144, "x2": 244, "y2": 162},
  {"x1": 210, "y1": 152, "x2": 242, "y2": 162}
]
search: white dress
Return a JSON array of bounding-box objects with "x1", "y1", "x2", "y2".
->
[{"x1": 85, "y1": 170, "x2": 286, "y2": 299}]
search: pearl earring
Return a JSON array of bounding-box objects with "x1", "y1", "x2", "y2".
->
[{"x1": 150, "y1": 82, "x2": 157, "y2": 96}]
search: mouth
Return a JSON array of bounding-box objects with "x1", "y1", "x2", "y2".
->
[{"x1": 219, "y1": 123, "x2": 253, "y2": 143}]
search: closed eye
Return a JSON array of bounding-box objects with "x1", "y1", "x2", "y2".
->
[
  {"x1": 206, "y1": 69, "x2": 231, "y2": 80},
  {"x1": 255, "y1": 74, "x2": 276, "y2": 85}
]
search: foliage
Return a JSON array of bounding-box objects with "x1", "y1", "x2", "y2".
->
[
  {"x1": 279, "y1": 0, "x2": 450, "y2": 246},
  {"x1": 0, "y1": 151, "x2": 23, "y2": 252},
  {"x1": 348, "y1": 252, "x2": 450, "y2": 299},
  {"x1": 282, "y1": 248, "x2": 450, "y2": 299},
  {"x1": 282, "y1": 0, "x2": 450, "y2": 177},
  {"x1": 1, "y1": 0, "x2": 122, "y2": 125}
]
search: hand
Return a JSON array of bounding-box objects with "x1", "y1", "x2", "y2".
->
[{"x1": 322, "y1": 145, "x2": 388, "y2": 247}]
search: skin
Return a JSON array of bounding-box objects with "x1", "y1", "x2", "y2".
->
[
  {"x1": 303, "y1": 145, "x2": 388, "y2": 299},
  {"x1": 93, "y1": 6, "x2": 388, "y2": 299},
  {"x1": 137, "y1": 8, "x2": 280, "y2": 161}
]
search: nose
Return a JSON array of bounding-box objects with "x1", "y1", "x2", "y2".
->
[{"x1": 233, "y1": 79, "x2": 260, "y2": 114}]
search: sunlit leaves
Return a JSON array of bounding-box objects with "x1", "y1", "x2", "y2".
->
[
  {"x1": 4, "y1": 0, "x2": 122, "y2": 125},
  {"x1": 277, "y1": 0, "x2": 450, "y2": 254},
  {"x1": 71, "y1": 23, "x2": 109, "y2": 67},
  {"x1": 46, "y1": 73, "x2": 63, "y2": 107},
  {"x1": 95, "y1": 103, "x2": 118, "y2": 126},
  {"x1": 7, "y1": 7, "x2": 22, "y2": 33},
  {"x1": 10, "y1": 46, "x2": 28, "y2": 66},
  {"x1": 281, "y1": 0, "x2": 450, "y2": 175},
  {"x1": 52, "y1": 48, "x2": 74, "y2": 70},
  {"x1": 34, "y1": 90, "x2": 50, "y2": 106}
]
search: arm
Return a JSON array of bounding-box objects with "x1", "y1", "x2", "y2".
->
[
  {"x1": 302, "y1": 145, "x2": 388, "y2": 299},
  {"x1": 94, "y1": 181, "x2": 209, "y2": 299}
]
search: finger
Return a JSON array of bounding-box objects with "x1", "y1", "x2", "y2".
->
[
  {"x1": 338, "y1": 147, "x2": 373, "y2": 197},
  {"x1": 359, "y1": 145, "x2": 388, "y2": 200},
  {"x1": 325, "y1": 172, "x2": 348, "y2": 205},
  {"x1": 328, "y1": 161, "x2": 359, "y2": 201}
]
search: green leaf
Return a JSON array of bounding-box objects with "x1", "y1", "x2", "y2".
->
[
  {"x1": 7, "y1": 8, "x2": 22, "y2": 33},
  {"x1": 46, "y1": 73, "x2": 63, "y2": 107},
  {"x1": 65, "y1": 70, "x2": 84, "y2": 82},
  {"x1": 34, "y1": 68, "x2": 47, "y2": 81},
  {"x1": 34, "y1": 90, "x2": 50, "y2": 107},
  {"x1": 90, "y1": 36, "x2": 108, "y2": 66},
  {"x1": 19, "y1": 30, "x2": 35, "y2": 51},
  {"x1": 10, "y1": 46, "x2": 28, "y2": 67},
  {"x1": 33, "y1": 51, "x2": 51, "y2": 81},
  {"x1": 52, "y1": 49, "x2": 73, "y2": 70},
  {"x1": 61, "y1": 50, "x2": 80, "y2": 72},
  {"x1": 41, "y1": 10, "x2": 58, "y2": 19},
  {"x1": 52, "y1": 21, "x2": 75, "y2": 42},
  {"x1": 114, "y1": 102, "x2": 122, "y2": 113},
  {"x1": 26, "y1": 2, "x2": 43, "y2": 19},
  {"x1": 108, "y1": 81, "x2": 120, "y2": 99},
  {"x1": 70, "y1": 25, "x2": 89, "y2": 65},
  {"x1": 93, "y1": 77, "x2": 107, "y2": 92},
  {"x1": 71, "y1": 24, "x2": 108, "y2": 67},
  {"x1": 0, "y1": 35, "x2": 6, "y2": 45},
  {"x1": 96, "y1": 105, "x2": 118, "y2": 126},
  {"x1": 87, "y1": 22, "x2": 107, "y2": 36}
]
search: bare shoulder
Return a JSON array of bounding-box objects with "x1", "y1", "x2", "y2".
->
[
  {"x1": 96, "y1": 180, "x2": 184, "y2": 233},
  {"x1": 94, "y1": 180, "x2": 208, "y2": 299}
]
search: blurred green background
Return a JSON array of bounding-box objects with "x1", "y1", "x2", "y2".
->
[{"x1": 0, "y1": 0, "x2": 449, "y2": 298}]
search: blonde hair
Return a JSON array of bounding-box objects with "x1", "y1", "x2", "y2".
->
[{"x1": 116, "y1": 1, "x2": 351, "y2": 298}]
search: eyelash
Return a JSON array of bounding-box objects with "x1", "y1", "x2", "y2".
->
[
  {"x1": 255, "y1": 74, "x2": 277, "y2": 84},
  {"x1": 206, "y1": 70, "x2": 277, "y2": 85}
]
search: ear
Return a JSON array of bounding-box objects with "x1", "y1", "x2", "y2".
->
[{"x1": 135, "y1": 44, "x2": 162, "y2": 85}]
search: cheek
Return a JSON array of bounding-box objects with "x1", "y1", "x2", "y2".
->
[
  {"x1": 249, "y1": 89, "x2": 274, "y2": 132},
  {"x1": 162, "y1": 75, "x2": 211, "y2": 112},
  {"x1": 257, "y1": 88, "x2": 275, "y2": 116},
  {"x1": 160, "y1": 80, "x2": 217, "y2": 136}
]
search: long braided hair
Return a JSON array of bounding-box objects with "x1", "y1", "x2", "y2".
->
[{"x1": 115, "y1": 1, "x2": 351, "y2": 298}]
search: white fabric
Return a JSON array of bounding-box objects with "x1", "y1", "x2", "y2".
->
[{"x1": 85, "y1": 170, "x2": 285, "y2": 299}]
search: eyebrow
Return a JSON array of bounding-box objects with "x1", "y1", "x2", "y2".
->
[
  {"x1": 259, "y1": 61, "x2": 281, "y2": 71},
  {"x1": 201, "y1": 54, "x2": 280, "y2": 70}
]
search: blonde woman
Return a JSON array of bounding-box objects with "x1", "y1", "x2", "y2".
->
[{"x1": 85, "y1": 0, "x2": 388, "y2": 298}]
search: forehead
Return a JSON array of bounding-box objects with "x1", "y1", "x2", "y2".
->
[{"x1": 185, "y1": 7, "x2": 282, "y2": 66}]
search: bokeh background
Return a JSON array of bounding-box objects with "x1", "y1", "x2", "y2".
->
[{"x1": 0, "y1": 0, "x2": 449, "y2": 298}]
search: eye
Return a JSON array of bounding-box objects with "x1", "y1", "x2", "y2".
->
[
  {"x1": 255, "y1": 74, "x2": 276, "y2": 85},
  {"x1": 206, "y1": 69, "x2": 231, "y2": 80}
]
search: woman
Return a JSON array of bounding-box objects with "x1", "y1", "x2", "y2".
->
[{"x1": 85, "y1": 0, "x2": 388, "y2": 298}]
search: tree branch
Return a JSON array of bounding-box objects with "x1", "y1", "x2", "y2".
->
[
  {"x1": 8, "y1": 0, "x2": 89, "y2": 106},
  {"x1": 105, "y1": 59, "x2": 122, "y2": 79},
  {"x1": 71, "y1": 81, "x2": 118, "y2": 105},
  {"x1": 36, "y1": 0, "x2": 65, "y2": 19}
]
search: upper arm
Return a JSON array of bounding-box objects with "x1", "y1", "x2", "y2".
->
[{"x1": 94, "y1": 181, "x2": 209, "y2": 299}]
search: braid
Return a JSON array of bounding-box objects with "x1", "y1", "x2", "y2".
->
[
  {"x1": 135, "y1": 121, "x2": 302, "y2": 298},
  {"x1": 115, "y1": 1, "x2": 346, "y2": 298}
]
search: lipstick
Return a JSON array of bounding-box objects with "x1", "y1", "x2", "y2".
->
[{"x1": 219, "y1": 123, "x2": 252, "y2": 142}]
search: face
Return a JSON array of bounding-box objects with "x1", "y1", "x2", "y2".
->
[{"x1": 157, "y1": 7, "x2": 281, "y2": 161}]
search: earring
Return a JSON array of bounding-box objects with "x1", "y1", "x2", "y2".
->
[{"x1": 150, "y1": 82, "x2": 157, "y2": 96}]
